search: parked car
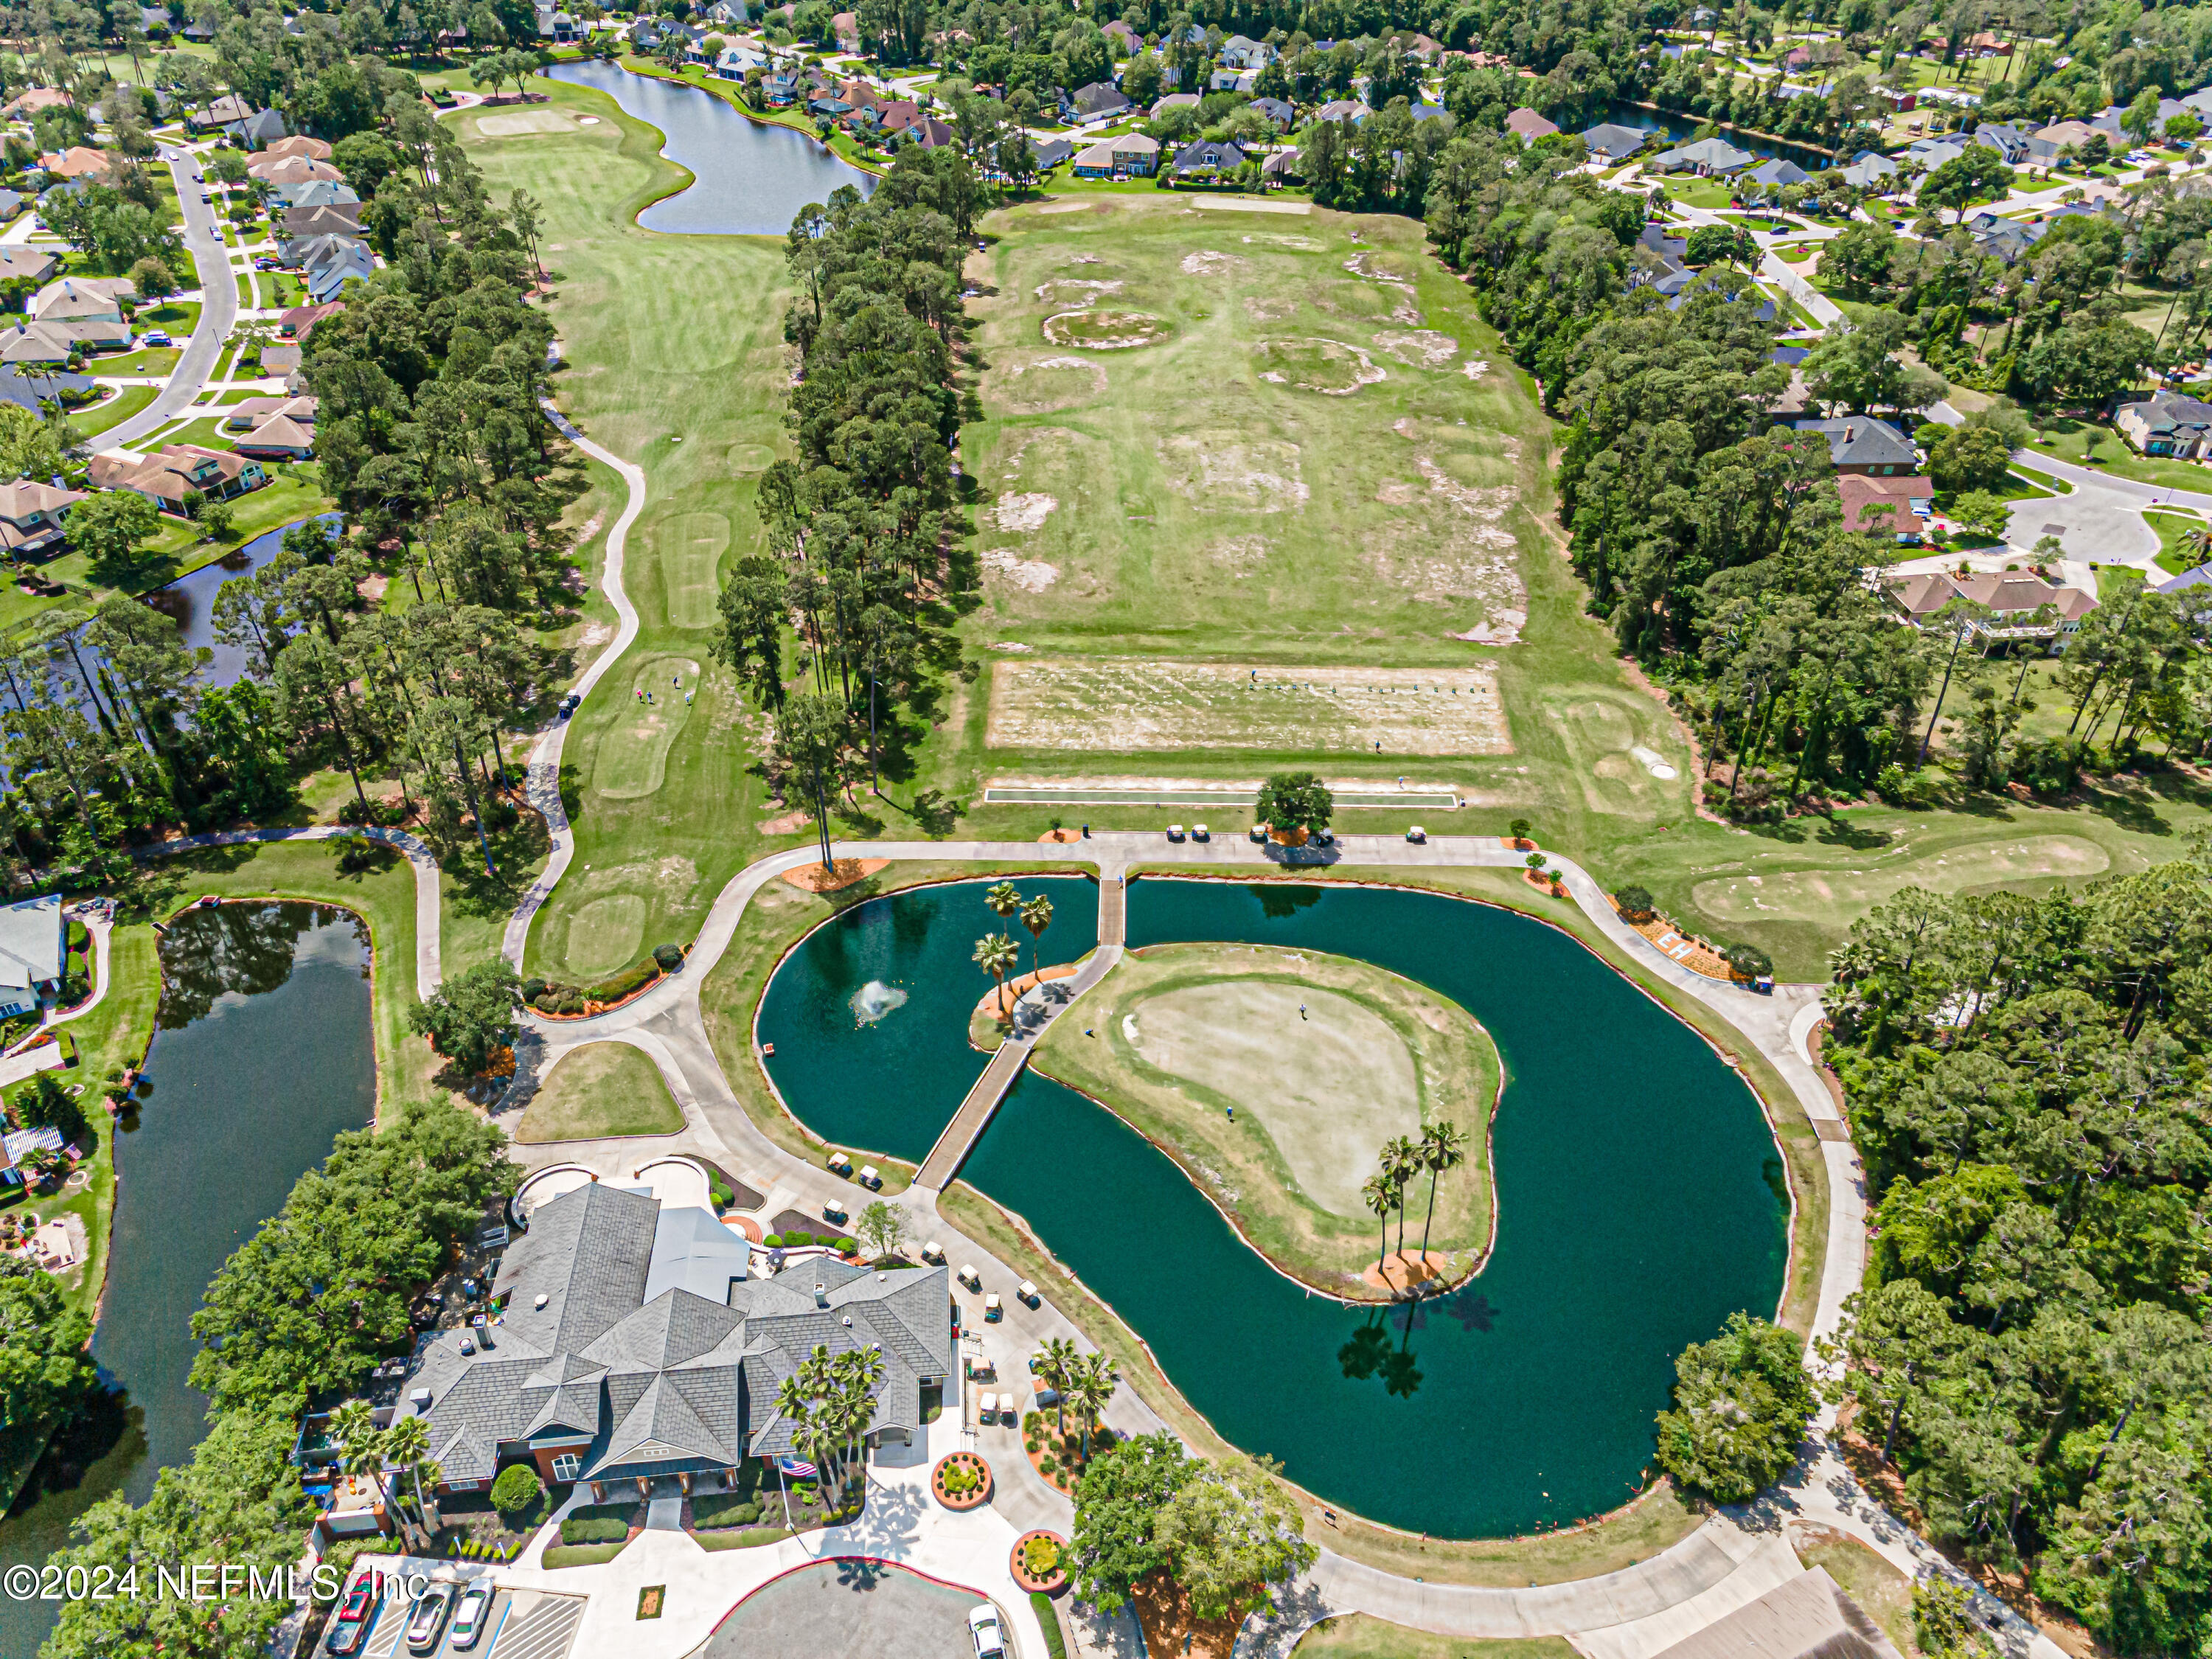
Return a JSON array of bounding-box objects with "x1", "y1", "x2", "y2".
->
[
  {"x1": 141, "y1": 330, "x2": 170, "y2": 347},
  {"x1": 969, "y1": 1604, "x2": 1006, "y2": 1659},
  {"x1": 324, "y1": 1577, "x2": 381, "y2": 1656},
  {"x1": 448, "y1": 1584, "x2": 494, "y2": 1651},
  {"x1": 404, "y1": 1582, "x2": 456, "y2": 1653}
]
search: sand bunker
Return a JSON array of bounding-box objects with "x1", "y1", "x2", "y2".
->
[
  {"x1": 1180, "y1": 250, "x2": 1247, "y2": 276},
  {"x1": 982, "y1": 548, "x2": 1062, "y2": 592},
  {"x1": 1462, "y1": 359, "x2": 1490, "y2": 379},
  {"x1": 993, "y1": 492, "x2": 1058, "y2": 533},
  {"x1": 1043, "y1": 309, "x2": 1167, "y2": 348},
  {"x1": 1256, "y1": 338, "x2": 1386, "y2": 395},
  {"x1": 987, "y1": 660, "x2": 1511, "y2": 754},
  {"x1": 1374, "y1": 330, "x2": 1460, "y2": 369},
  {"x1": 1157, "y1": 434, "x2": 1310, "y2": 512},
  {"x1": 1034, "y1": 278, "x2": 1123, "y2": 305},
  {"x1": 1035, "y1": 201, "x2": 1093, "y2": 214},
  {"x1": 476, "y1": 108, "x2": 577, "y2": 136}
]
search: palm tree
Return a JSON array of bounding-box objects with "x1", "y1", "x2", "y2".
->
[
  {"x1": 1415, "y1": 1119, "x2": 1468, "y2": 1273},
  {"x1": 830, "y1": 1346, "x2": 885, "y2": 1509},
  {"x1": 327, "y1": 1399, "x2": 382, "y2": 1478},
  {"x1": 974, "y1": 932, "x2": 1020, "y2": 1016},
  {"x1": 986, "y1": 880, "x2": 1023, "y2": 928},
  {"x1": 381, "y1": 1416, "x2": 438, "y2": 1547},
  {"x1": 1038, "y1": 1335, "x2": 1079, "y2": 1436},
  {"x1": 1361, "y1": 1173, "x2": 1393, "y2": 1278},
  {"x1": 1018, "y1": 893, "x2": 1054, "y2": 979},
  {"x1": 1380, "y1": 1135, "x2": 1419, "y2": 1269},
  {"x1": 1068, "y1": 1352, "x2": 1121, "y2": 1464}
]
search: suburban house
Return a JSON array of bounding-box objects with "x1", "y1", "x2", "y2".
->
[
  {"x1": 1072, "y1": 80, "x2": 1131, "y2": 119},
  {"x1": 0, "y1": 366, "x2": 91, "y2": 414},
  {"x1": 88, "y1": 444, "x2": 268, "y2": 510},
  {"x1": 279, "y1": 300, "x2": 345, "y2": 339},
  {"x1": 1247, "y1": 97, "x2": 1294, "y2": 131},
  {"x1": 0, "y1": 246, "x2": 63, "y2": 288},
  {"x1": 234, "y1": 414, "x2": 313, "y2": 460},
  {"x1": 0, "y1": 314, "x2": 131, "y2": 363},
  {"x1": 1792, "y1": 415, "x2": 1919, "y2": 476},
  {"x1": 1742, "y1": 158, "x2": 1809, "y2": 189},
  {"x1": 1029, "y1": 136, "x2": 1074, "y2": 171},
  {"x1": 1152, "y1": 91, "x2": 1202, "y2": 119},
  {"x1": 1260, "y1": 149, "x2": 1300, "y2": 184},
  {"x1": 282, "y1": 203, "x2": 362, "y2": 240},
  {"x1": 1073, "y1": 132, "x2": 1159, "y2": 177},
  {"x1": 1172, "y1": 139, "x2": 1246, "y2": 176},
  {"x1": 278, "y1": 179, "x2": 361, "y2": 215},
  {"x1": 1837, "y1": 473, "x2": 1935, "y2": 541},
  {"x1": 0, "y1": 893, "x2": 63, "y2": 1020},
  {"x1": 369, "y1": 1181, "x2": 951, "y2": 1503},
  {"x1": 1, "y1": 88, "x2": 72, "y2": 121},
  {"x1": 0, "y1": 481, "x2": 82, "y2": 556},
  {"x1": 293, "y1": 237, "x2": 375, "y2": 303},
  {"x1": 1649, "y1": 135, "x2": 1755, "y2": 174},
  {"x1": 192, "y1": 93, "x2": 256, "y2": 131},
  {"x1": 230, "y1": 107, "x2": 288, "y2": 147},
  {"x1": 250, "y1": 153, "x2": 341, "y2": 185},
  {"x1": 1886, "y1": 569, "x2": 2098, "y2": 639},
  {"x1": 263, "y1": 134, "x2": 334, "y2": 163},
  {"x1": 1505, "y1": 107, "x2": 1559, "y2": 142},
  {"x1": 1102, "y1": 19, "x2": 1140, "y2": 52},
  {"x1": 2116, "y1": 388, "x2": 2212, "y2": 457},
  {"x1": 1312, "y1": 98, "x2": 1367, "y2": 124},
  {"x1": 1839, "y1": 149, "x2": 1899, "y2": 189},
  {"x1": 1218, "y1": 33, "x2": 1276, "y2": 70},
  {"x1": 831, "y1": 9, "x2": 859, "y2": 48},
  {"x1": 30, "y1": 276, "x2": 128, "y2": 324},
  {"x1": 2032, "y1": 118, "x2": 2101, "y2": 159},
  {"x1": 703, "y1": 0, "x2": 750, "y2": 24},
  {"x1": 38, "y1": 147, "x2": 111, "y2": 183},
  {"x1": 713, "y1": 44, "x2": 769, "y2": 78},
  {"x1": 1646, "y1": 1566, "x2": 1905, "y2": 1659},
  {"x1": 1968, "y1": 121, "x2": 2035, "y2": 164},
  {"x1": 0, "y1": 1126, "x2": 67, "y2": 1190},
  {"x1": 1579, "y1": 122, "x2": 1650, "y2": 158}
]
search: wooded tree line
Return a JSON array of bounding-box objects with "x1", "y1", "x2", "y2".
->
[
  {"x1": 716, "y1": 147, "x2": 981, "y2": 865},
  {"x1": 1823, "y1": 862, "x2": 2212, "y2": 1657},
  {"x1": 22, "y1": 1100, "x2": 514, "y2": 1659}
]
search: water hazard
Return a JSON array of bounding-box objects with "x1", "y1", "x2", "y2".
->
[
  {"x1": 0, "y1": 902, "x2": 375, "y2": 1658},
  {"x1": 545, "y1": 60, "x2": 876, "y2": 234},
  {"x1": 760, "y1": 877, "x2": 1788, "y2": 1536}
]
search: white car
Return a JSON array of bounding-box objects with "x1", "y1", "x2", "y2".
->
[
  {"x1": 448, "y1": 1583, "x2": 494, "y2": 1650},
  {"x1": 404, "y1": 1583, "x2": 455, "y2": 1654},
  {"x1": 968, "y1": 1604, "x2": 1006, "y2": 1659}
]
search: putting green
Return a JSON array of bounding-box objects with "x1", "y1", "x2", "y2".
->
[
  {"x1": 590, "y1": 656, "x2": 701, "y2": 799},
  {"x1": 517, "y1": 1041, "x2": 684, "y2": 1143},
  {"x1": 727, "y1": 443, "x2": 776, "y2": 472},
  {"x1": 562, "y1": 891, "x2": 647, "y2": 979},
  {"x1": 1032, "y1": 942, "x2": 1498, "y2": 1294},
  {"x1": 658, "y1": 511, "x2": 729, "y2": 630},
  {"x1": 1691, "y1": 833, "x2": 2112, "y2": 924}
]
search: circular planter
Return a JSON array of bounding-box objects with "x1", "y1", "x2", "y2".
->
[
  {"x1": 931, "y1": 1450, "x2": 992, "y2": 1512},
  {"x1": 1010, "y1": 1528, "x2": 1068, "y2": 1594}
]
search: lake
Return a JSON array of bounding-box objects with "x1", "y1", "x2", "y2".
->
[
  {"x1": 0, "y1": 902, "x2": 375, "y2": 1658},
  {"x1": 545, "y1": 60, "x2": 877, "y2": 234}
]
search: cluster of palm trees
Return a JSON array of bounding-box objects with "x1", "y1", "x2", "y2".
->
[
  {"x1": 1360, "y1": 1119, "x2": 1469, "y2": 1293},
  {"x1": 773, "y1": 1342, "x2": 887, "y2": 1514},
  {"x1": 327, "y1": 1399, "x2": 445, "y2": 1548},
  {"x1": 973, "y1": 881, "x2": 1056, "y2": 1018},
  {"x1": 1032, "y1": 1337, "x2": 1121, "y2": 1462}
]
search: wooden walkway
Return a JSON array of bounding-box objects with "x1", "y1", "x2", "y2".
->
[
  {"x1": 916, "y1": 1040, "x2": 1032, "y2": 1191},
  {"x1": 1098, "y1": 866, "x2": 1127, "y2": 945}
]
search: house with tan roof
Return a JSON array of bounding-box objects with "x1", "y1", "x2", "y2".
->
[
  {"x1": 279, "y1": 300, "x2": 344, "y2": 340},
  {"x1": 261, "y1": 134, "x2": 334, "y2": 162},
  {"x1": 0, "y1": 248, "x2": 60, "y2": 286},
  {"x1": 1505, "y1": 107, "x2": 1559, "y2": 142},
  {"x1": 3, "y1": 88, "x2": 72, "y2": 121},
  {"x1": 1074, "y1": 132, "x2": 1160, "y2": 178},
  {"x1": 248, "y1": 153, "x2": 341, "y2": 185},
  {"x1": 88, "y1": 444, "x2": 268, "y2": 511},
  {"x1": 30, "y1": 276, "x2": 129, "y2": 324},
  {"x1": 0, "y1": 481, "x2": 83, "y2": 556},
  {"x1": 1838, "y1": 474, "x2": 1935, "y2": 542},
  {"x1": 0, "y1": 316, "x2": 131, "y2": 364},
  {"x1": 1886, "y1": 569, "x2": 2098, "y2": 639},
  {"x1": 38, "y1": 147, "x2": 111, "y2": 182}
]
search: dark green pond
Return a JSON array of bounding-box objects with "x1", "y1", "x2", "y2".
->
[
  {"x1": 0, "y1": 903, "x2": 375, "y2": 1658},
  {"x1": 761, "y1": 877, "x2": 1788, "y2": 1537}
]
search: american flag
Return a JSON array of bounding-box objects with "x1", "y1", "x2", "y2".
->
[{"x1": 777, "y1": 1456, "x2": 818, "y2": 1477}]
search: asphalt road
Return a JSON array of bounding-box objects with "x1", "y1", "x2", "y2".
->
[{"x1": 102, "y1": 142, "x2": 237, "y2": 450}]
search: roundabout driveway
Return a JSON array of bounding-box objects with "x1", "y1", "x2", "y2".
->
[
  {"x1": 2003, "y1": 475, "x2": 2158, "y2": 568},
  {"x1": 695, "y1": 1561, "x2": 988, "y2": 1659}
]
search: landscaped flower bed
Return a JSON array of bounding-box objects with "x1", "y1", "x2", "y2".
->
[
  {"x1": 1010, "y1": 1529, "x2": 1068, "y2": 1594},
  {"x1": 931, "y1": 1450, "x2": 992, "y2": 1511}
]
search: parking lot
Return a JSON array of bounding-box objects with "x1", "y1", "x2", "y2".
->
[{"x1": 342, "y1": 1576, "x2": 583, "y2": 1659}]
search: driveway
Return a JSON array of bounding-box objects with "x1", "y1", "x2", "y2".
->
[
  {"x1": 102, "y1": 142, "x2": 237, "y2": 450},
  {"x1": 694, "y1": 1560, "x2": 987, "y2": 1659}
]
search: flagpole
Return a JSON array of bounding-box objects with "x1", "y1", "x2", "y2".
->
[{"x1": 778, "y1": 1457, "x2": 793, "y2": 1530}]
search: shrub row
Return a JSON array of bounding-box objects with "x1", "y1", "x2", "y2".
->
[
  {"x1": 763, "y1": 1232, "x2": 857, "y2": 1252},
  {"x1": 558, "y1": 1515, "x2": 629, "y2": 1545},
  {"x1": 523, "y1": 956, "x2": 664, "y2": 1015},
  {"x1": 689, "y1": 1495, "x2": 763, "y2": 1530}
]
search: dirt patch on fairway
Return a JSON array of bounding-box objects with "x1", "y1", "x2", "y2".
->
[
  {"x1": 986, "y1": 660, "x2": 1510, "y2": 754},
  {"x1": 981, "y1": 548, "x2": 1062, "y2": 591},
  {"x1": 1208, "y1": 534, "x2": 1271, "y2": 572},
  {"x1": 1691, "y1": 835, "x2": 2113, "y2": 925},
  {"x1": 992, "y1": 492, "x2": 1058, "y2": 533},
  {"x1": 1242, "y1": 233, "x2": 1324, "y2": 251},
  {"x1": 1256, "y1": 337, "x2": 1387, "y2": 394},
  {"x1": 1365, "y1": 457, "x2": 1531, "y2": 637},
  {"x1": 1033, "y1": 200, "x2": 1094, "y2": 214},
  {"x1": 758, "y1": 810, "x2": 812, "y2": 835},
  {"x1": 1340, "y1": 250, "x2": 1423, "y2": 321},
  {"x1": 1180, "y1": 249, "x2": 1247, "y2": 276},
  {"x1": 1374, "y1": 329, "x2": 1460, "y2": 369},
  {"x1": 1242, "y1": 294, "x2": 1295, "y2": 321},
  {"x1": 1462, "y1": 358, "x2": 1490, "y2": 378},
  {"x1": 1157, "y1": 433, "x2": 1309, "y2": 512},
  {"x1": 1034, "y1": 277, "x2": 1123, "y2": 306},
  {"x1": 998, "y1": 355, "x2": 1107, "y2": 414},
  {"x1": 1043, "y1": 309, "x2": 1166, "y2": 348},
  {"x1": 782, "y1": 857, "x2": 891, "y2": 893}
]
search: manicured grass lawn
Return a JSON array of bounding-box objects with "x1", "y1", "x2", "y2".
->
[
  {"x1": 2146, "y1": 506, "x2": 2209, "y2": 574},
  {"x1": 1775, "y1": 243, "x2": 1813, "y2": 262},
  {"x1": 1029, "y1": 941, "x2": 1498, "y2": 1295},
  {"x1": 1292, "y1": 1615, "x2": 1576, "y2": 1659},
  {"x1": 2023, "y1": 420, "x2": 2212, "y2": 493},
  {"x1": 516, "y1": 1040, "x2": 684, "y2": 1141},
  {"x1": 1791, "y1": 1528, "x2": 1922, "y2": 1655},
  {"x1": 88, "y1": 346, "x2": 181, "y2": 378},
  {"x1": 69, "y1": 382, "x2": 156, "y2": 437},
  {"x1": 137, "y1": 299, "x2": 200, "y2": 337},
  {"x1": 456, "y1": 76, "x2": 804, "y2": 980}
]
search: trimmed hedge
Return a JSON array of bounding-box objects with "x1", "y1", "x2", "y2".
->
[
  {"x1": 1032, "y1": 1592, "x2": 1066, "y2": 1659},
  {"x1": 581, "y1": 959, "x2": 660, "y2": 1002},
  {"x1": 559, "y1": 1503, "x2": 638, "y2": 1545},
  {"x1": 689, "y1": 1494, "x2": 762, "y2": 1530}
]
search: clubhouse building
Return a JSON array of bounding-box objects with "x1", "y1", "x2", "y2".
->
[{"x1": 378, "y1": 1181, "x2": 952, "y2": 1502}]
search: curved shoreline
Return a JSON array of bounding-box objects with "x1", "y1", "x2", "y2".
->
[{"x1": 1012, "y1": 942, "x2": 1505, "y2": 1305}]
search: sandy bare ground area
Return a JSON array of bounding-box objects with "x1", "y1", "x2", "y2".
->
[{"x1": 987, "y1": 661, "x2": 1512, "y2": 754}]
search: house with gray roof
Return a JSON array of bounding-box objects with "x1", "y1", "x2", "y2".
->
[
  {"x1": 1839, "y1": 149, "x2": 1898, "y2": 189},
  {"x1": 380, "y1": 1180, "x2": 950, "y2": 1503},
  {"x1": 1742, "y1": 157, "x2": 1809, "y2": 189},
  {"x1": 1793, "y1": 415, "x2": 1919, "y2": 476},
  {"x1": 1579, "y1": 122, "x2": 1649, "y2": 158},
  {"x1": 0, "y1": 892, "x2": 63, "y2": 1019},
  {"x1": 1648, "y1": 135, "x2": 1754, "y2": 174}
]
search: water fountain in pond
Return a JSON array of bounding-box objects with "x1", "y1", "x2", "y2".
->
[{"x1": 849, "y1": 980, "x2": 908, "y2": 1026}]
